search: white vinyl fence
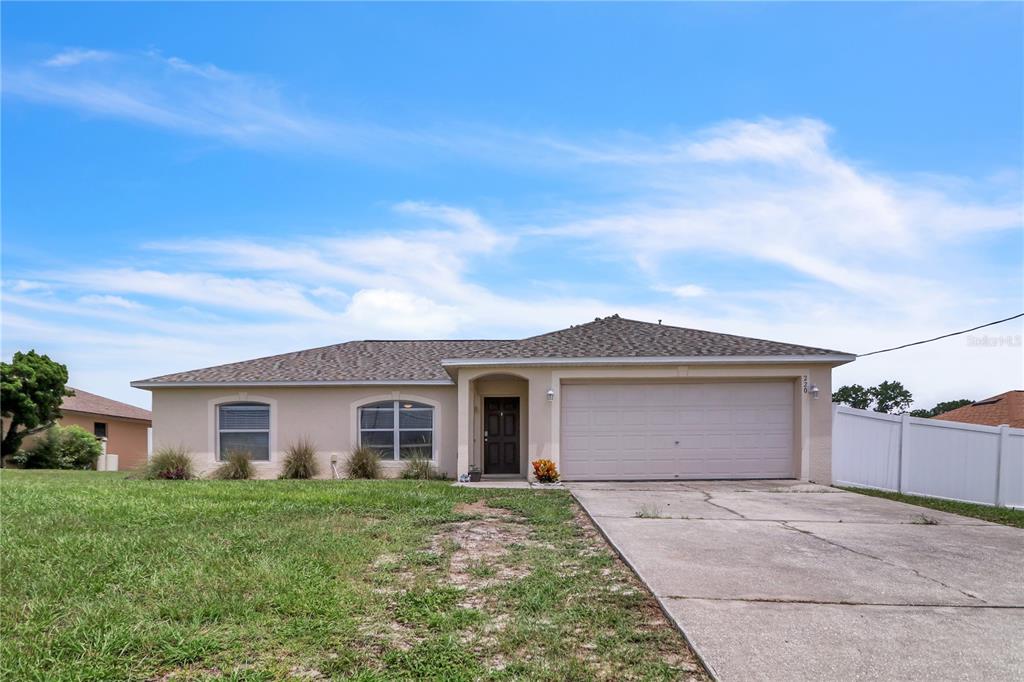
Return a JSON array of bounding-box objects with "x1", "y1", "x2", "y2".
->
[{"x1": 832, "y1": 404, "x2": 1024, "y2": 509}]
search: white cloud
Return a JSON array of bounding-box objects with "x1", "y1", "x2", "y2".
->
[
  {"x1": 309, "y1": 286, "x2": 350, "y2": 301},
  {"x1": 1, "y1": 114, "x2": 1019, "y2": 409},
  {"x1": 660, "y1": 284, "x2": 707, "y2": 299},
  {"x1": 77, "y1": 294, "x2": 145, "y2": 309},
  {"x1": 7, "y1": 279, "x2": 52, "y2": 293},
  {"x1": 146, "y1": 203, "x2": 513, "y2": 306},
  {"x1": 344, "y1": 289, "x2": 463, "y2": 337},
  {"x1": 7, "y1": 49, "x2": 332, "y2": 148},
  {"x1": 56, "y1": 269, "x2": 332, "y2": 320},
  {"x1": 686, "y1": 118, "x2": 831, "y2": 165},
  {"x1": 543, "y1": 118, "x2": 1020, "y2": 323},
  {"x1": 43, "y1": 48, "x2": 113, "y2": 68}
]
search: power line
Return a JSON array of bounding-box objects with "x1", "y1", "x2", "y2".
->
[{"x1": 857, "y1": 312, "x2": 1024, "y2": 358}]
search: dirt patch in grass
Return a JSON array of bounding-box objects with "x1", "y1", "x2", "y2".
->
[
  {"x1": 152, "y1": 666, "x2": 223, "y2": 681},
  {"x1": 358, "y1": 615, "x2": 425, "y2": 654},
  {"x1": 441, "y1": 500, "x2": 535, "y2": 590}
]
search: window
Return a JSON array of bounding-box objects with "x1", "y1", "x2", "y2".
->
[
  {"x1": 93, "y1": 422, "x2": 107, "y2": 439},
  {"x1": 218, "y1": 402, "x2": 270, "y2": 461},
  {"x1": 359, "y1": 400, "x2": 434, "y2": 460}
]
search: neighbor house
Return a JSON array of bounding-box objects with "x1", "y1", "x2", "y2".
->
[
  {"x1": 933, "y1": 390, "x2": 1024, "y2": 428},
  {"x1": 131, "y1": 316, "x2": 855, "y2": 482},
  {"x1": 16, "y1": 387, "x2": 152, "y2": 470}
]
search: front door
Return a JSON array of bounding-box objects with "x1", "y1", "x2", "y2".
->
[{"x1": 484, "y1": 397, "x2": 520, "y2": 474}]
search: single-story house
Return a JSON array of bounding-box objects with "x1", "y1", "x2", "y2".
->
[
  {"x1": 131, "y1": 315, "x2": 855, "y2": 482},
  {"x1": 933, "y1": 390, "x2": 1024, "y2": 428},
  {"x1": 17, "y1": 387, "x2": 152, "y2": 470}
]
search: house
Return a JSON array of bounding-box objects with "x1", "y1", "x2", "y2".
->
[
  {"x1": 57, "y1": 388, "x2": 153, "y2": 470},
  {"x1": 10, "y1": 387, "x2": 153, "y2": 470},
  {"x1": 131, "y1": 315, "x2": 855, "y2": 482},
  {"x1": 933, "y1": 390, "x2": 1024, "y2": 428}
]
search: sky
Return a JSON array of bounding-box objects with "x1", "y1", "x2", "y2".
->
[{"x1": 2, "y1": 2, "x2": 1022, "y2": 411}]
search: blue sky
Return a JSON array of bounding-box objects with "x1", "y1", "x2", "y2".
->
[{"x1": 2, "y1": 2, "x2": 1022, "y2": 409}]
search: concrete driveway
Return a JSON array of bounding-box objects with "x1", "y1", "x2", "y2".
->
[{"x1": 569, "y1": 480, "x2": 1024, "y2": 681}]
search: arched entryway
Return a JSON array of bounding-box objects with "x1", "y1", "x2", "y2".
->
[{"x1": 470, "y1": 373, "x2": 529, "y2": 478}]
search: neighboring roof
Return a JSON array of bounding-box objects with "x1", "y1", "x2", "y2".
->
[
  {"x1": 132, "y1": 315, "x2": 854, "y2": 387},
  {"x1": 933, "y1": 391, "x2": 1024, "y2": 429},
  {"x1": 62, "y1": 387, "x2": 152, "y2": 423}
]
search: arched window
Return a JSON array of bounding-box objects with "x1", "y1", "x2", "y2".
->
[
  {"x1": 359, "y1": 400, "x2": 434, "y2": 460},
  {"x1": 217, "y1": 402, "x2": 271, "y2": 461}
]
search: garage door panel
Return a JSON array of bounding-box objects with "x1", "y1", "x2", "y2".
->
[
  {"x1": 561, "y1": 411, "x2": 592, "y2": 430},
  {"x1": 561, "y1": 382, "x2": 795, "y2": 480},
  {"x1": 703, "y1": 408, "x2": 733, "y2": 425}
]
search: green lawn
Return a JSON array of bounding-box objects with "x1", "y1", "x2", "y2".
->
[
  {"x1": 840, "y1": 486, "x2": 1024, "y2": 528},
  {"x1": 0, "y1": 471, "x2": 704, "y2": 681}
]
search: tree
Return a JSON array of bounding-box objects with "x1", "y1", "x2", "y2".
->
[
  {"x1": 832, "y1": 384, "x2": 873, "y2": 410},
  {"x1": 870, "y1": 380, "x2": 913, "y2": 414},
  {"x1": 833, "y1": 380, "x2": 914, "y2": 414},
  {"x1": 1, "y1": 350, "x2": 71, "y2": 459},
  {"x1": 909, "y1": 398, "x2": 974, "y2": 419}
]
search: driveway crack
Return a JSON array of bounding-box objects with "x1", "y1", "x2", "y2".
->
[
  {"x1": 778, "y1": 521, "x2": 986, "y2": 603},
  {"x1": 701, "y1": 492, "x2": 748, "y2": 519}
]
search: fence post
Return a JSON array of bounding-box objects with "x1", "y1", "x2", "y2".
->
[
  {"x1": 897, "y1": 413, "x2": 911, "y2": 494},
  {"x1": 995, "y1": 424, "x2": 1009, "y2": 507}
]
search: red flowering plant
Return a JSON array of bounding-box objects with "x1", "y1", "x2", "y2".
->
[{"x1": 531, "y1": 458, "x2": 560, "y2": 483}]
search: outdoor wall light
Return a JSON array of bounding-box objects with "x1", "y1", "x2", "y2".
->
[
  {"x1": 546, "y1": 388, "x2": 555, "y2": 401},
  {"x1": 809, "y1": 384, "x2": 821, "y2": 400}
]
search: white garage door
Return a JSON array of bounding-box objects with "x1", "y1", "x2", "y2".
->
[{"x1": 560, "y1": 382, "x2": 795, "y2": 480}]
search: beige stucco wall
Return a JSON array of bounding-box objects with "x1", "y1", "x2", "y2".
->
[
  {"x1": 807, "y1": 365, "x2": 834, "y2": 483},
  {"x1": 456, "y1": 362, "x2": 840, "y2": 483},
  {"x1": 150, "y1": 385, "x2": 458, "y2": 479},
  {"x1": 146, "y1": 361, "x2": 839, "y2": 483}
]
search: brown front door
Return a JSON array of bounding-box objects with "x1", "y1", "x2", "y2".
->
[{"x1": 484, "y1": 397, "x2": 519, "y2": 474}]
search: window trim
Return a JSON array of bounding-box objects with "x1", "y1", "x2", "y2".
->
[
  {"x1": 216, "y1": 401, "x2": 272, "y2": 461},
  {"x1": 207, "y1": 394, "x2": 278, "y2": 463},
  {"x1": 358, "y1": 400, "x2": 435, "y2": 461},
  {"x1": 352, "y1": 394, "x2": 440, "y2": 463}
]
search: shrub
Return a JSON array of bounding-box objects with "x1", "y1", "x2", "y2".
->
[
  {"x1": 211, "y1": 450, "x2": 254, "y2": 480},
  {"x1": 279, "y1": 437, "x2": 319, "y2": 479},
  {"x1": 531, "y1": 458, "x2": 559, "y2": 483},
  {"x1": 345, "y1": 446, "x2": 381, "y2": 480},
  {"x1": 13, "y1": 425, "x2": 102, "y2": 470},
  {"x1": 145, "y1": 446, "x2": 194, "y2": 480},
  {"x1": 9, "y1": 429, "x2": 60, "y2": 469},
  {"x1": 400, "y1": 457, "x2": 438, "y2": 480}
]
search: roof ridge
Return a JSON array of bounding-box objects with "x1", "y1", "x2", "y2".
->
[
  {"x1": 477, "y1": 314, "x2": 849, "y2": 356},
  {"x1": 360, "y1": 338, "x2": 511, "y2": 343},
  {"x1": 609, "y1": 315, "x2": 850, "y2": 355}
]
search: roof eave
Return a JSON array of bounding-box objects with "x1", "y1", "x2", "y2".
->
[
  {"x1": 440, "y1": 354, "x2": 857, "y2": 368},
  {"x1": 129, "y1": 379, "x2": 456, "y2": 390}
]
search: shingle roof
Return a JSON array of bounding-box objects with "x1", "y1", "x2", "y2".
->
[
  {"x1": 133, "y1": 316, "x2": 852, "y2": 386},
  {"x1": 933, "y1": 391, "x2": 1024, "y2": 429},
  {"x1": 63, "y1": 387, "x2": 152, "y2": 422},
  {"x1": 135, "y1": 340, "x2": 510, "y2": 384},
  {"x1": 445, "y1": 315, "x2": 849, "y2": 361}
]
